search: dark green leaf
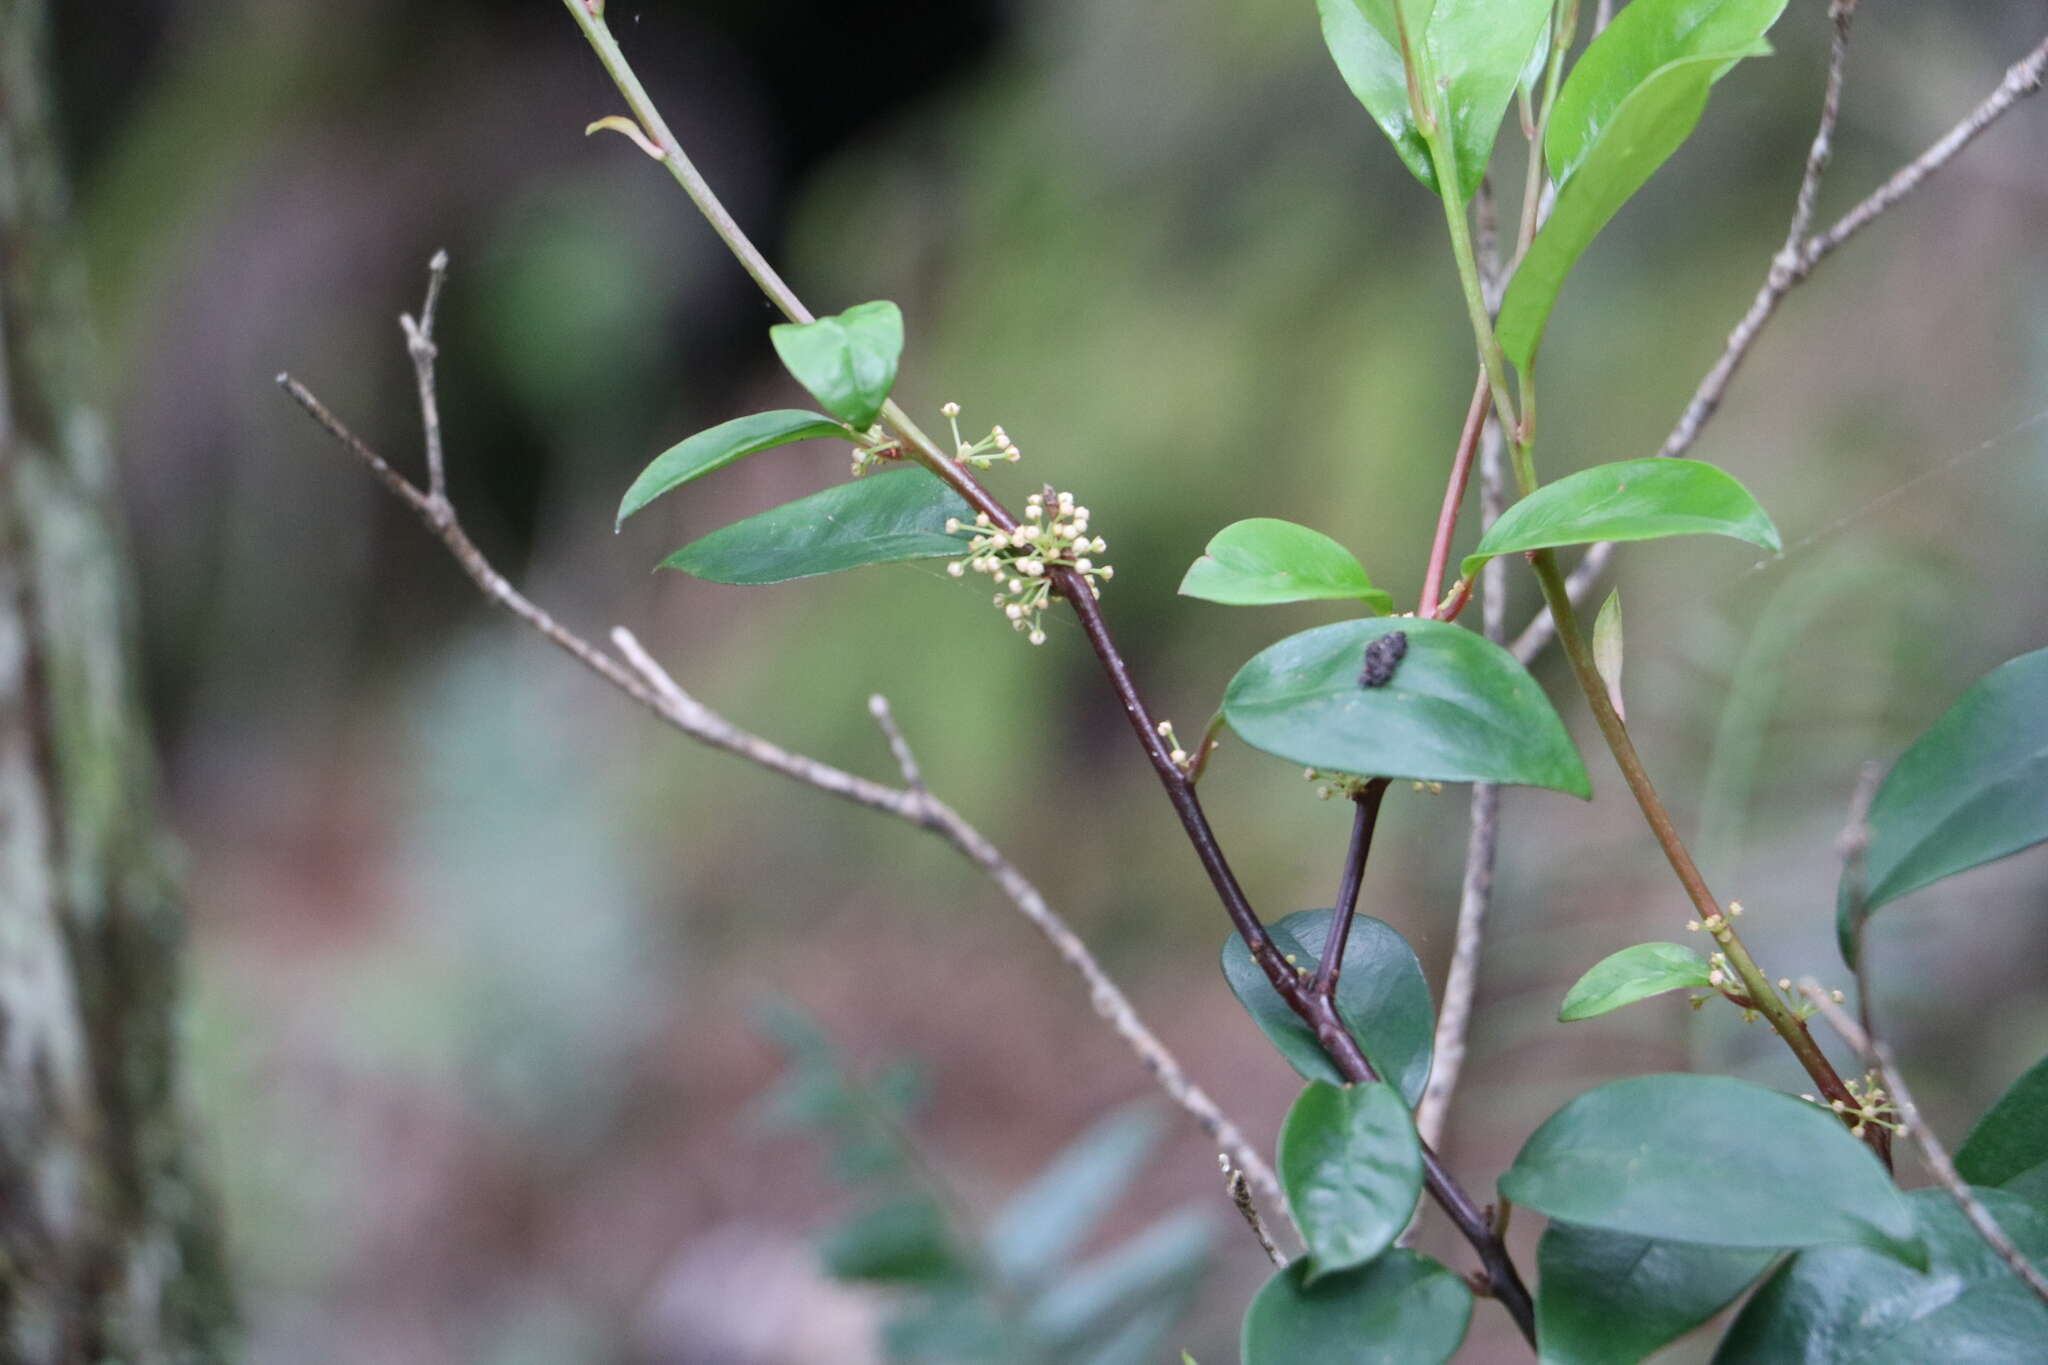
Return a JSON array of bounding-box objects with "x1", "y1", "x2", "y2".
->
[
  {"x1": 1838, "y1": 647, "x2": 2048, "y2": 965},
  {"x1": 1463, "y1": 458, "x2": 1780, "y2": 581},
  {"x1": 1242, "y1": 1252, "x2": 1473, "y2": 1364},
  {"x1": 1957, "y1": 1053, "x2": 2048, "y2": 1205},
  {"x1": 1317, "y1": 0, "x2": 1552, "y2": 202},
  {"x1": 820, "y1": 1196, "x2": 962, "y2": 1285},
  {"x1": 1502, "y1": 1075, "x2": 1921, "y2": 1261},
  {"x1": 1714, "y1": 1189, "x2": 2048, "y2": 1363},
  {"x1": 1546, "y1": 0, "x2": 1791, "y2": 188},
  {"x1": 1179, "y1": 518, "x2": 1393, "y2": 610},
  {"x1": 988, "y1": 1104, "x2": 1162, "y2": 1287},
  {"x1": 770, "y1": 300, "x2": 904, "y2": 429},
  {"x1": 1498, "y1": 45, "x2": 1768, "y2": 371},
  {"x1": 616, "y1": 410, "x2": 847, "y2": 528},
  {"x1": 1557, "y1": 942, "x2": 1713, "y2": 1022},
  {"x1": 661, "y1": 467, "x2": 969, "y2": 585},
  {"x1": 1536, "y1": 1222, "x2": 1775, "y2": 1365},
  {"x1": 1223, "y1": 617, "x2": 1590, "y2": 796},
  {"x1": 1221, "y1": 909, "x2": 1435, "y2": 1105},
  {"x1": 1280, "y1": 1081, "x2": 1424, "y2": 1279},
  {"x1": 1025, "y1": 1207, "x2": 1214, "y2": 1347}
]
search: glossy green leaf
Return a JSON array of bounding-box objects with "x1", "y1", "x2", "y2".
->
[
  {"x1": 1537, "y1": 1223, "x2": 1776, "y2": 1365},
  {"x1": 770, "y1": 300, "x2": 904, "y2": 429},
  {"x1": 1221, "y1": 909, "x2": 1434, "y2": 1105},
  {"x1": 1024, "y1": 1207, "x2": 1214, "y2": 1347},
  {"x1": 1714, "y1": 1189, "x2": 2048, "y2": 1363},
  {"x1": 1838, "y1": 647, "x2": 2048, "y2": 965},
  {"x1": 1223, "y1": 617, "x2": 1590, "y2": 796},
  {"x1": 1179, "y1": 518, "x2": 1393, "y2": 610},
  {"x1": 1280, "y1": 1081, "x2": 1425, "y2": 1279},
  {"x1": 989, "y1": 1104, "x2": 1161, "y2": 1286},
  {"x1": 820, "y1": 1196, "x2": 962, "y2": 1285},
  {"x1": 1957, "y1": 1053, "x2": 2048, "y2": 1206},
  {"x1": 1546, "y1": 0, "x2": 1791, "y2": 188},
  {"x1": 1558, "y1": 942, "x2": 1713, "y2": 1022},
  {"x1": 1242, "y1": 1252, "x2": 1473, "y2": 1365},
  {"x1": 1463, "y1": 458, "x2": 1780, "y2": 580},
  {"x1": 1501, "y1": 1075, "x2": 1921, "y2": 1261},
  {"x1": 661, "y1": 467, "x2": 969, "y2": 585},
  {"x1": 616, "y1": 410, "x2": 847, "y2": 528},
  {"x1": 1498, "y1": 44, "x2": 1767, "y2": 371},
  {"x1": 1318, "y1": 0, "x2": 1552, "y2": 201}
]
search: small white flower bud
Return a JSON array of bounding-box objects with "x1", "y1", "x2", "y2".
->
[
  {"x1": 1156, "y1": 721, "x2": 1172, "y2": 735},
  {"x1": 1005, "y1": 604, "x2": 1024, "y2": 620},
  {"x1": 1098, "y1": 565, "x2": 1114, "y2": 580},
  {"x1": 1021, "y1": 560, "x2": 1044, "y2": 576},
  {"x1": 1074, "y1": 558, "x2": 1093, "y2": 573},
  {"x1": 942, "y1": 401, "x2": 961, "y2": 418},
  {"x1": 1028, "y1": 629, "x2": 1046, "y2": 645},
  {"x1": 947, "y1": 561, "x2": 965, "y2": 578},
  {"x1": 1008, "y1": 578, "x2": 1023, "y2": 594}
]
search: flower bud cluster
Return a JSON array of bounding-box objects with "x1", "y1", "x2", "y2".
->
[
  {"x1": 941, "y1": 401, "x2": 1023, "y2": 470},
  {"x1": 1801, "y1": 1073, "x2": 1904, "y2": 1140},
  {"x1": 1303, "y1": 768, "x2": 1377, "y2": 800},
  {"x1": 945, "y1": 491, "x2": 1111, "y2": 646}
]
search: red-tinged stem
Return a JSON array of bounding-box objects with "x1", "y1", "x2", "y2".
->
[{"x1": 1420, "y1": 372, "x2": 1490, "y2": 618}]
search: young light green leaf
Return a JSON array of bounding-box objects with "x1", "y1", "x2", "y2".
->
[
  {"x1": 1714, "y1": 1189, "x2": 2048, "y2": 1363},
  {"x1": 988, "y1": 1104, "x2": 1162, "y2": 1287},
  {"x1": 1956, "y1": 1053, "x2": 2048, "y2": 1206},
  {"x1": 1592, "y1": 588, "x2": 1625, "y2": 721},
  {"x1": 1838, "y1": 646, "x2": 2048, "y2": 965},
  {"x1": 1557, "y1": 942, "x2": 1712, "y2": 1022},
  {"x1": 1224, "y1": 618, "x2": 1591, "y2": 796},
  {"x1": 1462, "y1": 458, "x2": 1780, "y2": 580},
  {"x1": 1179, "y1": 518, "x2": 1393, "y2": 610},
  {"x1": 1317, "y1": 0, "x2": 1553, "y2": 201},
  {"x1": 1242, "y1": 1252, "x2": 1472, "y2": 1365},
  {"x1": 1536, "y1": 1223, "x2": 1776, "y2": 1365},
  {"x1": 660, "y1": 467, "x2": 968, "y2": 585},
  {"x1": 1221, "y1": 910, "x2": 1435, "y2": 1105},
  {"x1": 1548, "y1": 0, "x2": 1791, "y2": 187},
  {"x1": 616, "y1": 410, "x2": 847, "y2": 528},
  {"x1": 1279, "y1": 1081, "x2": 1425, "y2": 1280},
  {"x1": 1498, "y1": 44, "x2": 1769, "y2": 371},
  {"x1": 1501, "y1": 1075, "x2": 1921, "y2": 1262},
  {"x1": 770, "y1": 300, "x2": 904, "y2": 429}
]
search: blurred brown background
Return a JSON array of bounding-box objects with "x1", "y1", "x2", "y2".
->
[{"x1": 46, "y1": 0, "x2": 2048, "y2": 1359}]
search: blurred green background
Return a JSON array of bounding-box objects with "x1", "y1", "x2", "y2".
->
[{"x1": 49, "y1": 0, "x2": 2048, "y2": 1359}]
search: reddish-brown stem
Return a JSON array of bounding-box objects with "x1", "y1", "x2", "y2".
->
[
  {"x1": 1313, "y1": 780, "x2": 1393, "y2": 1000},
  {"x1": 1420, "y1": 375, "x2": 1490, "y2": 618}
]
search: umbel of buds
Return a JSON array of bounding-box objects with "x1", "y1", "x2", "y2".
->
[{"x1": 946, "y1": 491, "x2": 1112, "y2": 645}]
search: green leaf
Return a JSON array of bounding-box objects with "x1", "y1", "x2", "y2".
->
[
  {"x1": 820, "y1": 1196, "x2": 962, "y2": 1285},
  {"x1": 1547, "y1": 0, "x2": 1792, "y2": 188},
  {"x1": 1280, "y1": 1081, "x2": 1425, "y2": 1280},
  {"x1": 1180, "y1": 518, "x2": 1394, "y2": 610},
  {"x1": 1317, "y1": 0, "x2": 1553, "y2": 201},
  {"x1": 988, "y1": 1104, "x2": 1161, "y2": 1287},
  {"x1": 1838, "y1": 646, "x2": 2048, "y2": 965},
  {"x1": 1221, "y1": 909, "x2": 1434, "y2": 1105},
  {"x1": 770, "y1": 300, "x2": 904, "y2": 429},
  {"x1": 1536, "y1": 1223, "x2": 1776, "y2": 1365},
  {"x1": 1463, "y1": 458, "x2": 1780, "y2": 580},
  {"x1": 1242, "y1": 1252, "x2": 1473, "y2": 1364},
  {"x1": 661, "y1": 467, "x2": 969, "y2": 585},
  {"x1": 1501, "y1": 1075, "x2": 1921, "y2": 1261},
  {"x1": 1024, "y1": 1207, "x2": 1215, "y2": 1348},
  {"x1": 1498, "y1": 44, "x2": 1768, "y2": 371},
  {"x1": 1557, "y1": 942, "x2": 1713, "y2": 1022},
  {"x1": 1714, "y1": 1188, "x2": 2048, "y2": 1363},
  {"x1": 1957, "y1": 1053, "x2": 2048, "y2": 1205},
  {"x1": 1223, "y1": 617, "x2": 1590, "y2": 796},
  {"x1": 1593, "y1": 588, "x2": 1625, "y2": 720},
  {"x1": 616, "y1": 410, "x2": 847, "y2": 528}
]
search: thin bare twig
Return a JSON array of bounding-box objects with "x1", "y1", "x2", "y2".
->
[
  {"x1": 1801, "y1": 983, "x2": 2048, "y2": 1308},
  {"x1": 1419, "y1": 183, "x2": 1512, "y2": 1149},
  {"x1": 399, "y1": 247, "x2": 452, "y2": 504},
  {"x1": 281, "y1": 257, "x2": 1282, "y2": 1209},
  {"x1": 1514, "y1": 20, "x2": 2046, "y2": 664},
  {"x1": 1312, "y1": 780, "x2": 1392, "y2": 1000},
  {"x1": 1224, "y1": 1157, "x2": 1288, "y2": 1267}
]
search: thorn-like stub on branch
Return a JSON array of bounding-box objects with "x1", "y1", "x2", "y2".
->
[{"x1": 586, "y1": 115, "x2": 665, "y2": 161}]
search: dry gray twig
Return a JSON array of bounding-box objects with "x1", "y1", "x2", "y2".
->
[
  {"x1": 279, "y1": 254, "x2": 1283, "y2": 1210},
  {"x1": 1223, "y1": 1156, "x2": 1288, "y2": 1266},
  {"x1": 1800, "y1": 982, "x2": 2048, "y2": 1308},
  {"x1": 1514, "y1": 18, "x2": 2047, "y2": 664}
]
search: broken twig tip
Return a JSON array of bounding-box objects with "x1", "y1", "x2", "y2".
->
[{"x1": 585, "y1": 115, "x2": 665, "y2": 161}]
